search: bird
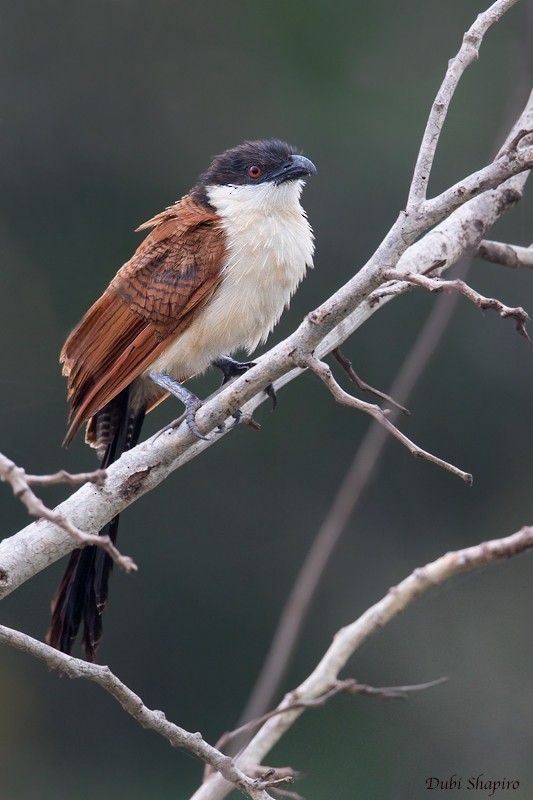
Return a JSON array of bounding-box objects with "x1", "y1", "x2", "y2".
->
[{"x1": 46, "y1": 138, "x2": 316, "y2": 661}]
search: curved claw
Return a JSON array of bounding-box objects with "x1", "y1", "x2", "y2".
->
[
  {"x1": 213, "y1": 356, "x2": 278, "y2": 411},
  {"x1": 213, "y1": 356, "x2": 256, "y2": 385},
  {"x1": 264, "y1": 383, "x2": 277, "y2": 410},
  {"x1": 231, "y1": 408, "x2": 242, "y2": 428}
]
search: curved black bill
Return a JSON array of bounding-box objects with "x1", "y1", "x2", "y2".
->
[{"x1": 272, "y1": 154, "x2": 317, "y2": 184}]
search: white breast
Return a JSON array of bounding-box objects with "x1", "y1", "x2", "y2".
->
[{"x1": 148, "y1": 179, "x2": 314, "y2": 380}]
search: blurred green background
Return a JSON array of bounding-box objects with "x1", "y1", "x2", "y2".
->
[{"x1": 1, "y1": 1, "x2": 533, "y2": 798}]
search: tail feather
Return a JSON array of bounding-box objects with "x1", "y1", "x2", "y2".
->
[{"x1": 47, "y1": 387, "x2": 145, "y2": 661}]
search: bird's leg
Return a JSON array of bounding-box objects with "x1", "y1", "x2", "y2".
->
[
  {"x1": 213, "y1": 356, "x2": 277, "y2": 412},
  {"x1": 148, "y1": 371, "x2": 208, "y2": 441}
]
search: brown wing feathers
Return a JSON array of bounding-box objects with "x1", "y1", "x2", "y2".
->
[
  {"x1": 50, "y1": 197, "x2": 226, "y2": 659},
  {"x1": 61, "y1": 196, "x2": 226, "y2": 445}
]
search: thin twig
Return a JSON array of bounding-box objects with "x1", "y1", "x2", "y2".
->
[
  {"x1": 476, "y1": 239, "x2": 533, "y2": 269},
  {"x1": 331, "y1": 348, "x2": 409, "y2": 414},
  {"x1": 407, "y1": 0, "x2": 522, "y2": 206},
  {"x1": 216, "y1": 677, "x2": 447, "y2": 753},
  {"x1": 0, "y1": 452, "x2": 136, "y2": 573},
  {"x1": 331, "y1": 676, "x2": 449, "y2": 700},
  {"x1": 382, "y1": 269, "x2": 532, "y2": 342},
  {"x1": 249, "y1": 768, "x2": 300, "y2": 783},
  {"x1": 305, "y1": 355, "x2": 473, "y2": 485},
  {"x1": 24, "y1": 469, "x2": 107, "y2": 487}
]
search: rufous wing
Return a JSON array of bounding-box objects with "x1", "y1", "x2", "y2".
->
[{"x1": 62, "y1": 195, "x2": 226, "y2": 445}]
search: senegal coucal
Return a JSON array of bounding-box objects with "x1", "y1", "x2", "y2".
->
[{"x1": 47, "y1": 138, "x2": 316, "y2": 660}]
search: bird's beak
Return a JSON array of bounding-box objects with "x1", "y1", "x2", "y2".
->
[{"x1": 272, "y1": 154, "x2": 317, "y2": 184}]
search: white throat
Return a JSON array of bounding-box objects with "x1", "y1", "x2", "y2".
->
[
  {"x1": 207, "y1": 177, "x2": 307, "y2": 217},
  {"x1": 207, "y1": 178, "x2": 314, "y2": 298}
]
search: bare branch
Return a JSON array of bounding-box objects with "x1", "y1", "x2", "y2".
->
[
  {"x1": 23, "y1": 468, "x2": 107, "y2": 487},
  {"x1": 192, "y1": 526, "x2": 533, "y2": 800},
  {"x1": 216, "y1": 677, "x2": 447, "y2": 754},
  {"x1": 499, "y1": 126, "x2": 533, "y2": 155},
  {"x1": 0, "y1": 454, "x2": 106, "y2": 490},
  {"x1": 382, "y1": 269, "x2": 532, "y2": 342},
  {"x1": 0, "y1": 451, "x2": 136, "y2": 573},
  {"x1": 260, "y1": 787, "x2": 303, "y2": 800},
  {"x1": 408, "y1": 0, "x2": 522, "y2": 206},
  {"x1": 235, "y1": 276, "x2": 467, "y2": 730},
  {"x1": 331, "y1": 347, "x2": 409, "y2": 414},
  {"x1": 421, "y1": 143, "x2": 533, "y2": 224},
  {"x1": 305, "y1": 355, "x2": 473, "y2": 485},
  {"x1": 0, "y1": 624, "x2": 283, "y2": 800},
  {"x1": 286, "y1": 676, "x2": 449, "y2": 707},
  {"x1": 339, "y1": 676, "x2": 450, "y2": 700},
  {"x1": 476, "y1": 239, "x2": 533, "y2": 269},
  {"x1": 6, "y1": 515, "x2": 527, "y2": 800}
]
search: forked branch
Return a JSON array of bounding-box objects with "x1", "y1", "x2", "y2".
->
[
  {"x1": 0, "y1": 624, "x2": 287, "y2": 800},
  {"x1": 0, "y1": 452, "x2": 136, "y2": 573},
  {"x1": 331, "y1": 347, "x2": 409, "y2": 414},
  {"x1": 213, "y1": 677, "x2": 448, "y2": 757},
  {"x1": 408, "y1": 0, "x2": 523, "y2": 206},
  {"x1": 190, "y1": 526, "x2": 533, "y2": 800},
  {"x1": 2, "y1": 527, "x2": 531, "y2": 800},
  {"x1": 382, "y1": 269, "x2": 532, "y2": 342},
  {"x1": 304, "y1": 355, "x2": 473, "y2": 484}
]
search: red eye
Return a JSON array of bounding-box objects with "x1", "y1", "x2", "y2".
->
[{"x1": 248, "y1": 165, "x2": 262, "y2": 178}]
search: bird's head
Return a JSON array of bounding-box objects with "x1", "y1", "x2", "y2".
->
[{"x1": 193, "y1": 139, "x2": 316, "y2": 212}]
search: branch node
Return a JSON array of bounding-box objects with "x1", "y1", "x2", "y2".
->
[
  {"x1": 331, "y1": 347, "x2": 409, "y2": 414},
  {"x1": 504, "y1": 127, "x2": 533, "y2": 154},
  {"x1": 306, "y1": 355, "x2": 471, "y2": 483}
]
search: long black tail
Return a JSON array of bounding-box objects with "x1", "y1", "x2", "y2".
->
[{"x1": 47, "y1": 387, "x2": 145, "y2": 661}]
